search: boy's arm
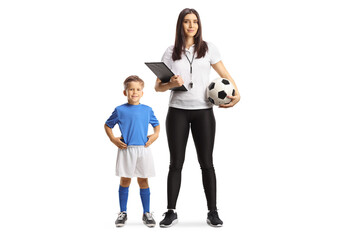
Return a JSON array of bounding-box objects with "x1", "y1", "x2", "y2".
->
[
  {"x1": 145, "y1": 125, "x2": 160, "y2": 148},
  {"x1": 104, "y1": 124, "x2": 127, "y2": 149}
]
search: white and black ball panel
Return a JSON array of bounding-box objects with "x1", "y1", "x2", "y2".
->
[
  {"x1": 208, "y1": 82, "x2": 215, "y2": 90},
  {"x1": 207, "y1": 78, "x2": 235, "y2": 106}
]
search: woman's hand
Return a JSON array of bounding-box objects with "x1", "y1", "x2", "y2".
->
[
  {"x1": 169, "y1": 75, "x2": 184, "y2": 88},
  {"x1": 219, "y1": 92, "x2": 241, "y2": 108},
  {"x1": 155, "y1": 76, "x2": 184, "y2": 92},
  {"x1": 211, "y1": 60, "x2": 241, "y2": 108},
  {"x1": 111, "y1": 137, "x2": 127, "y2": 149}
]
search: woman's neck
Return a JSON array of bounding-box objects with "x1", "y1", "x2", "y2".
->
[{"x1": 185, "y1": 37, "x2": 195, "y2": 49}]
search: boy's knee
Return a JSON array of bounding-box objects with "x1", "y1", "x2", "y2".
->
[
  {"x1": 137, "y1": 178, "x2": 149, "y2": 188},
  {"x1": 120, "y1": 177, "x2": 131, "y2": 187}
]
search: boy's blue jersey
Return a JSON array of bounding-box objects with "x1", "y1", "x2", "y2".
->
[{"x1": 105, "y1": 103, "x2": 159, "y2": 146}]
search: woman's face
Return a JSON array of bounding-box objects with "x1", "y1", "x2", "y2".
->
[{"x1": 182, "y1": 13, "x2": 198, "y2": 38}]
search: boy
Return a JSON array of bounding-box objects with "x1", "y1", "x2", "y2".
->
[{"x1": 104, "y1": 75, "x2": 160, "y2": 228}]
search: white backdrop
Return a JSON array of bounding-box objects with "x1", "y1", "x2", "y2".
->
[{"x1": 1, "y1": 0, "x2": 359, "y2": 239}]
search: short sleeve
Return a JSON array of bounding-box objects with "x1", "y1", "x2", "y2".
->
[
  {"x1": 105, "y1": 109, "x2": 119, "y2": 128},
  {"x1": 161, "y1": 45, "x2": 174, "y2": 69},
  {"x1": 208, "y1": 42, "x2": 221, "y2": 65},
  {"x1": 149, "y1": 108, "x2": 159, "y2": 127}
]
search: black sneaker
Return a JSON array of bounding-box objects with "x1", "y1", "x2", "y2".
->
[
  {"x1": 115, "y1": 212, "x2": 127, "y2": 227},
  {"x1": 207, "y1": 210, "x2": 223, "y2": 227},
  {"x1": 159, "y1": 210, "x2": 178, "y2": 228},
  {"x1": 143, "y1": 212, "x2": 156, "y2": 228}
]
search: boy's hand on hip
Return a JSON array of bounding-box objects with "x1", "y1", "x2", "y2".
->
[
  {"x1": 111, "y1": 137, "x2": 127, "y2": 149},
  {"x1": 145, "y1": 134, "x2": 159, "y2": 148}
]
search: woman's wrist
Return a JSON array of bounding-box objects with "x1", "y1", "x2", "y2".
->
[
  {"x1": 169, "y1": 81, "x2": 177, "y2": 89},
  {"x1": 163, "y1": 81, "x2": 174, "y2": 91}
]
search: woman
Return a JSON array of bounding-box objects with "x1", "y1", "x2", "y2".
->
[{"x1": 155, "y1": 8, "x2": 240, "y2": 227}]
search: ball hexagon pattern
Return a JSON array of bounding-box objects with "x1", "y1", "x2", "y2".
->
[{"x1": 207, "y1": 78, "x2": 235, "y2": 106}]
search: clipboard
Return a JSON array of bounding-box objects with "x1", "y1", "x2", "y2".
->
[{"x1": 145, "y1": 62, "x2": 187, "y2": 91}]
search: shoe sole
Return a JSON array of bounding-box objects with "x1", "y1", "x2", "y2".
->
[
  {"x1": 116, "y1": 218, "x2": 127, "y2": 227},
  {"x1": 159, "y1": 219, "x2": 178, "y2": 228},
  {"x1": 206, "y1": 219, "x2": 223, "y2": 227},
  {"x1": 143, "y1": 221, "x2": 156, "y2": 228}
]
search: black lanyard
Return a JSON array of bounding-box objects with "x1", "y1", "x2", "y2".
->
[
  {"x1": 185, "y1": 52, "x2": 195, "y2": 74},
  {"x1": 185, "y1": 52, "x2": 195, "y2": 88}
]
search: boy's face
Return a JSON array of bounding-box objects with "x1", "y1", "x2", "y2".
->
[{"x1": 123, "y1": 81, "x2": 144, "y2": 105}]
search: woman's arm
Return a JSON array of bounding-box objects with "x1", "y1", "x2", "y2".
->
[
  {"x1": 154, "y1": 76, "x2": 184, "y2": 92},
  {"x1": 211, "y1": 60, "x2": 241, "y2": 108}
]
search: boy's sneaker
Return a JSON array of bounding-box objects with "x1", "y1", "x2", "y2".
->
[
  {"x1": 142, "y1": 212, "x2": 156, "y2": 228},
  {"x1": 207, "y1": 210, "x2": 223, "y2": 227},
  {"x1": 159, "y1": 210, "x2": 178, "y2": 228},
  {"x1": 115, "y1": 212, "x2": 127, "y2": 227}
]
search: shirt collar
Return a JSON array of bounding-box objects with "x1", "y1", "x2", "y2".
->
[{"x1": 185, "y1": 44, "x2": 195, "y2": 52}]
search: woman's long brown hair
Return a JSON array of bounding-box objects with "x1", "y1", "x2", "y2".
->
[{"x1": 172, "y1": 8, "x2": 208, "y2": 61}]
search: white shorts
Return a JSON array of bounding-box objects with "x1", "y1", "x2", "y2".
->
[{"x1": 115, "y1": 146, "x2": 155, "y2": 178}]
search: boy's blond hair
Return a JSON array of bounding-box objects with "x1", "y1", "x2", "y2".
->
[{"x1": 123, "y1": 75, "x2": 145, "y2": 90}]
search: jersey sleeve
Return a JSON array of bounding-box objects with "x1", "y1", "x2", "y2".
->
[
  {"x1": 208, "y1": 42, "x2": 222, "y2": 65},
  {"x1": 149, "y1": 108, "x2": 160, "y2": 127},
  {"x1": 161, "y1": 45, "x2": 174, "y2": 69},
  {"x1": 105, "y1": 108, "x2": 119, "y2": 128}
]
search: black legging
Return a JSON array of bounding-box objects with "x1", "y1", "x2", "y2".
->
[{"x1": 166, "y1": 107, "x2": 217, "y2": 211}]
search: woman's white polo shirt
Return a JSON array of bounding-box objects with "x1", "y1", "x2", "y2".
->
[{"x1": 161, "y1": 42, "x2": 221, "y2": 110}]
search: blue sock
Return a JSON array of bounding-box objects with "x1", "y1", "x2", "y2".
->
[
  {"x1": 140, "y1": 188, "x2": 150, "y2": 213},
  {"x1": 118, "y1": 186, "x2": 129, "y2": 212}
]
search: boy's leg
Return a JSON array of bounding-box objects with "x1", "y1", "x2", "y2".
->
[
  {"x1": 138, "y1": 178, "x2": 155, "y2": 227},
  {"x1": 119, "y1": 177, "x2": 131, "y2": 212},
  {"x1": 138, "y1": 178, "x2": 150, "y2": 213}
]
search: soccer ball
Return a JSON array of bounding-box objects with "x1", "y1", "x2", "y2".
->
[{"x1": 207, "y1": 78, "x2": 235, "y2": 106}]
